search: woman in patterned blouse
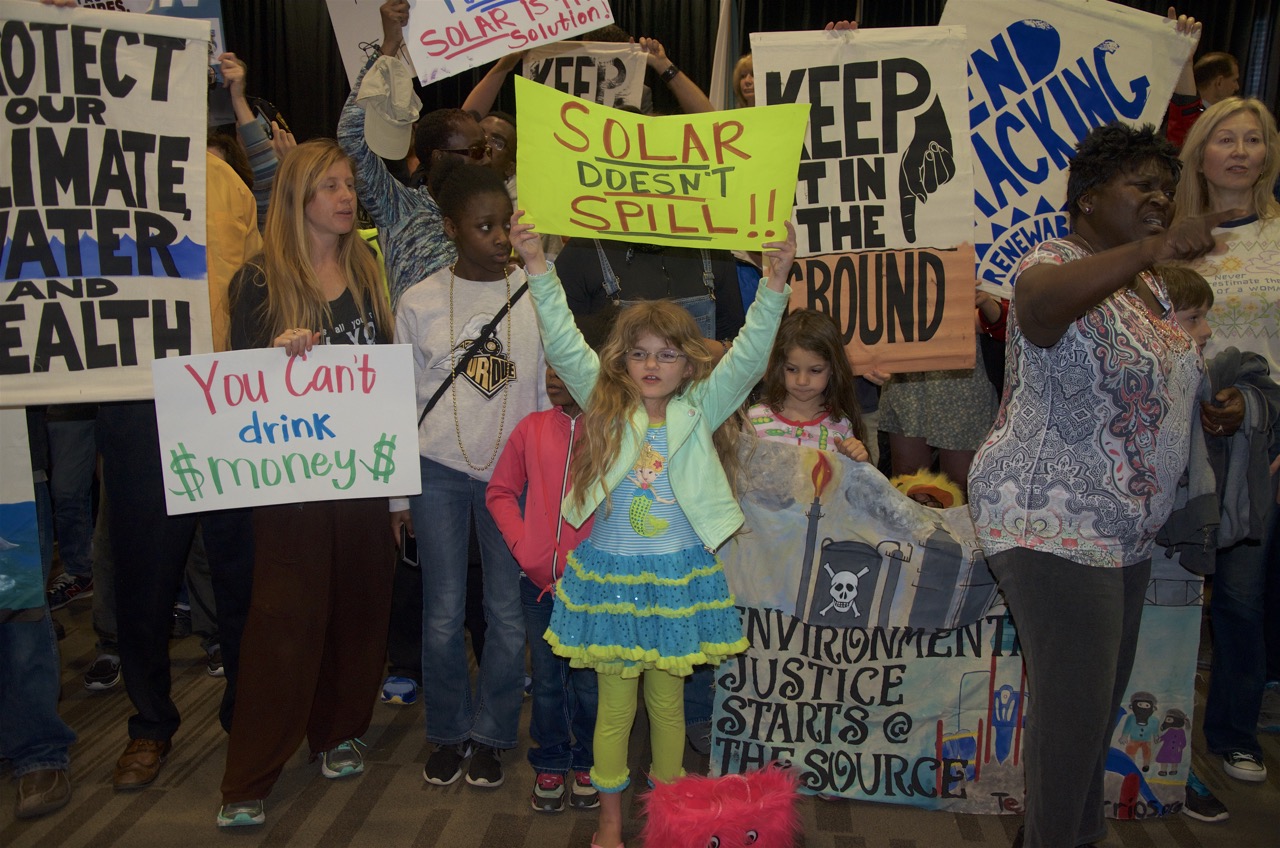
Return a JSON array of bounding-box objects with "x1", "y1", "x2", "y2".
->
[{"x1": 966, "y1": 124, "x2": 1236, "y2": 848}]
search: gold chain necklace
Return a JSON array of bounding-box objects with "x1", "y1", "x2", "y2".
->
[{"x1": 449, "y1": 263, "x2": 512, "y2": 472}]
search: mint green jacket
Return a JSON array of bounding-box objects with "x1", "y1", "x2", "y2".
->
[{"x1": 527, "y1": 264, "x2": 789, "y2": 550}]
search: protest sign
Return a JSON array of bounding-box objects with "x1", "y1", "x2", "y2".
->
[
  {"x1": 325, "y1": 0, "x2": 418, "y2": 87},
  {"x1": 789, "y1": 246, "x2": 978, "y2": 375},
  {"x1": 1193, "y1": 222, "x2": 1280, "y2": 374},
  {"x1": 939, "y1": 0, "x2": 1193, "y2": 292},
  {"x1": 516, "y1": 75, "x2": 808, "y2": 250},
  {"x1": 751, "y1": 27, "x2": 973, "y2": 256},
  {"x1": 0, "y1": 0, "x2": 210, "y2": 405},
  {"x1": 0, "y1": 406, "x2": 41, "y2": 617},
  {"x1": 714, "y1": 437, "x2": 1201, "y2": 817},
  {"x1": 405, "y1": 0, "x2": 613, "y2": 85},
  {"x1": 152, "y1": 344, "x2": 421, "y2": 515},
  {"x1": 523, "y1": 41, "x2": 646, "y2": 109}
]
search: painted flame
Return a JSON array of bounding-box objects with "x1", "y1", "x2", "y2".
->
[{"x1": 810, "y1": 453, "x2": 833, "y2": 499}]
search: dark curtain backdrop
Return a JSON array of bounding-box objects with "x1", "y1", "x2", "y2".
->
[{"x1": 216, "y1": 1, "x2": 1276, "y2": 143}]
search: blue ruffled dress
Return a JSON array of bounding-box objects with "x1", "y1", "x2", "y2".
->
[{"x1": 545, "y1": 424, "x2": 748, "y2": 677}]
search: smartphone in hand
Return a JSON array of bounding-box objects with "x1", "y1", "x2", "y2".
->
[{"x1": 399, "y1": 525, "x2": 418, "y2": 568}]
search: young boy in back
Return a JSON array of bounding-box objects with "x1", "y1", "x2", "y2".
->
[
  {"x1": 1158, "y1": 264, "x2": 1280, "y2": 823},
  {"x1": 485, "y1": 308, "x2": 619, "y2": 814}
]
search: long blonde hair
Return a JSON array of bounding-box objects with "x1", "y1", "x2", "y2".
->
[
  {"x1": 1173, "y1": 97, "x2": 1280, "y2": 223},
  {"x1": 249, "y1": 139, "x2": 391, "y2": 341},
  {"x1": 570, "y1": 301, "x2": 717, "y2": 511}
]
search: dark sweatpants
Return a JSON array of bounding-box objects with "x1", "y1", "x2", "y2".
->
[
  {"x1": 221, "y1": 497, "x2": 394, "y2": 803},
  {"x1": 988, "y1": 549, "x2": 1149, "y2": 848}
]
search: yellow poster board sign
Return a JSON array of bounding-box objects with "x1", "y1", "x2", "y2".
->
[{"x1": 515, "y1": 75, "x2": 809, "y2": 249}]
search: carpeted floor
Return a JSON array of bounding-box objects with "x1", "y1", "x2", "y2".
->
[{"x1": 2, "y1": 599, "x2": 1277, "y2": 847}]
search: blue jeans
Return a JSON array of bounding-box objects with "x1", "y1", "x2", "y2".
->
[
  {"x1": 412, "y1": 456, "x2": 525, "y2": 748},
  {"x1": 1204, "y1": 498, "x2": 1276, "y2": 758},
  {"x1": 0, "y1": 481, "x2": 76, "y2": 775},
  {"x1": 47, "y1": 419, "x2": 97, "y2": 580},
  {"x1": 521, "y1": 575, "x2": 596, "y2": 774}
]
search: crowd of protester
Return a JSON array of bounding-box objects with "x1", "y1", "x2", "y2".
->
[{"x1": 5, "y1": 3, "x2": 1278, "y2": 848}]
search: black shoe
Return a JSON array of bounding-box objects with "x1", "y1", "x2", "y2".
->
[
  {"x1": 206, "y1": 647, "x2": 224, "y2": 677},
  {"x1": 84, "y1": 654, "x2": 121, "y2": 691},
  {"x1": 465, "y1": 744, "x2": 504, "y2": 787},
  {"x1": 170, "y1": 605, "x2": 192, "y2": 639},
  {"x1": 422, "y1": 742, "x2": 471, "y2": 786},
  {"x1": 1182, "y1": 772, "x2": 1229, "y2": 822}
]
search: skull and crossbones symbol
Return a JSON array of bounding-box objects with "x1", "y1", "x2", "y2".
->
[{"x1": 820, "y1": 562, "x2": 870, "y2": 616}]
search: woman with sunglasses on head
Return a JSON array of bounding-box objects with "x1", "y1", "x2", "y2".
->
[
  {"x1": 337, "y1": 0, "x2": 492, "y2": 311},
  {"x1": 967, "y1": 123, "x2": 1234, "y2": 848},
  {"x1": 1171, "y1": 96, "x2": 1280, "y2": 787}
]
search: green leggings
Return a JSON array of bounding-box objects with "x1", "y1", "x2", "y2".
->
[{"x1": 590, "y1": 669, "x2": 686, "y2": 791}]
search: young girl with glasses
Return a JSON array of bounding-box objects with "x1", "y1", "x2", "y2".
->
[{"x1": 509, "y1": 211, "x2": 795, "y2": 848}]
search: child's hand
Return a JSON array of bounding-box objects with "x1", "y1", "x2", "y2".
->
[
  {"x1": 510, "y1": 210, "x2": 547, "y2": 275},
  {"x1": 834, "y1": 435, "x2": 870, "y2": 463},
  {"x1": 762, "y1": 221, "x2": 797, "y2": 292},
  {"x1": 862, "y1": 368, "x2": 891, "y2": 387}
]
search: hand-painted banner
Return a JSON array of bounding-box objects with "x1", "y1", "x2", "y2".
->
[
  {"x1": 1192, "y1": 220, "x2": 1280, "y2": 375},
  {"x1": 523, "y1": 41, "x2": 646, "y2": 109},
  {"x1": 789, "y1": 245, "x2": 978, "y2": 375},
  {"x1": 939, "y1": 0, "x2": 1194, "y2": 292},
  {"x1": 0, "y1": 406, "x2": 41, "y2": 617},
  {"x1": 405, "y1": 0, "x2": 613, "y2": 85},
  {"x1": 515, "y1": 75, "x2": 809, "y2": 250},
  {"x1": 714, "y1": 437, "x2": 1201, "y2": 817},
  {"x1": 152, "y1": 344, "x2": 421, "y2": 514},
  {"x1": 751, "y1": 27, "x2": 973, "y2": 256},
  {"x1": 0, "y1": 0, "x2": 210, "y2": 405}
]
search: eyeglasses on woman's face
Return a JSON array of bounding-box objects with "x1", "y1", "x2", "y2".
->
[
  {"x1": 627, "y1": 348, "x2": 686, "y2": 364},
  {"x1": 441, "y1": 141, "x2": 491, "y2": 161}
]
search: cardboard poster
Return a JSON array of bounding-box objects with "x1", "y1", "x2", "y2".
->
[
  {"x1": 0, "y1": 0, "x2": 210, "y2": 404},
  {"x1": 516, "y1": 75, "x2": 809, "y2": 251},
  {"x1": 789, "y1": 246, "x2": 978, "y2": 375},
  {"x1": 152, "y1": 344, "x2": 421, "y2": 514}
]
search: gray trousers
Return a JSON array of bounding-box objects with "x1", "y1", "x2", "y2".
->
[{"x1": 988, "y1": 548, "x2": 1149, "y2": 848}]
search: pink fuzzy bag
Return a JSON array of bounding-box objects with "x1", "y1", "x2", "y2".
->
[{"x1": 639, "y1": 763, "x2": 802, "y2": 848}]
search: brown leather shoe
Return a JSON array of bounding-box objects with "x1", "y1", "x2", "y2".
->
[
  {"x1": 113, "y1": 738, "x2": 170, "y2": 790},
  {"x1": 15, "y1": 769, "x2": 71, "y2": 819}
]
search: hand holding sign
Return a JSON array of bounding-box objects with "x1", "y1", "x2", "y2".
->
[
  {"x1": 762, "y1": 221, "x2": 798, "y2": 292},
  {"x1": 510, "y1": 210, "x2": 548, "y2": 276},
  {"x1": 274, "y1": 328, "x2": 321, "y2": 357}
]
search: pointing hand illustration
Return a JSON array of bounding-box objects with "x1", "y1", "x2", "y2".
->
[{"x1": 898, "y1": 96, "x2": 955, "y2": 243}]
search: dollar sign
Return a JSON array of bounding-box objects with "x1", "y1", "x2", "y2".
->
[
  {"x1": 362, "y1": 433, "x2": 397, "y2": 483},
  {"x1": 168, "y1": 443, "x2": 205, "y2": 501}
]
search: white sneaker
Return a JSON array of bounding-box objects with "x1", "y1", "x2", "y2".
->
[{"x1": 1222, "y1": 751, "x2": 1267, "y2": 782}]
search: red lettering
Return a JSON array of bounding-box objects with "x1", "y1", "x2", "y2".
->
[
  {"x1": 713, "y1": 121, "x2": 748, "y2": 164},
  {"x1": 555, "y1": 102, "x2": 590, "y2": 152},
  {"x1": 636, "y1": 124, "x2": 675, "y2": 162},
  {"x1": 681, "y1": 125, "x2": 709, "y2": 164},
  {"x1": 568, "y1": 196, "x2": 610, "y2": 230},
  {"x1": 602, "y1": 118, "x2": 630, "y2": 159}
]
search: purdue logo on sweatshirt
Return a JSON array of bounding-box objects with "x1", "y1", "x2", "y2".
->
[{"x1": 455, "y1": 335, "x2": 516, "y2": 399}]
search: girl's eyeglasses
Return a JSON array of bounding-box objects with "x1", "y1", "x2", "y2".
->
[
  {"x1": 441, "y1": 141, "x2": 490, "y2": 161},
  {"x1": 627, "y1": 349, "x2": 686, "y2": 364}
]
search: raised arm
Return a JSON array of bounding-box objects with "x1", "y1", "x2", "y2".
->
[
  {"x1": 639, "y1": 37, "x2": 713, "y2": 114},
  {"x1": 1016, "y1": 209, "x2": 1237, "y2": 348},
  {"x1": 335, "y1": 1, "x2": 420, "y2": 228},
  {"x1": 463, "y1": 52, "x2": 523, "y2": 117}
]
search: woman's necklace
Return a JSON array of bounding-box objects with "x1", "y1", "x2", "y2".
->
[{"x1": 449, "y1": 263, "x2": 511, "y2": 472}]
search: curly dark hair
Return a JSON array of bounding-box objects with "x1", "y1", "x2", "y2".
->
[
  {"x1": 1065, "y1": 123, "x2": 1180, "y2": 217},
  {"x1": 427, "y1": 155, "x2": 511, "y2": 223}
]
